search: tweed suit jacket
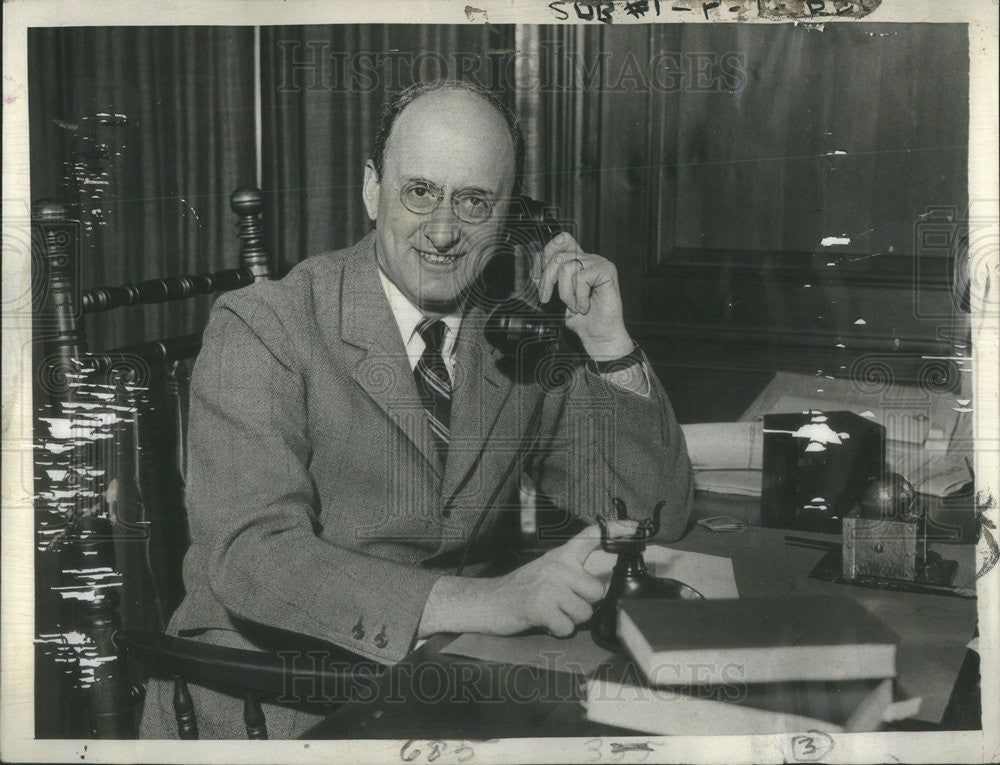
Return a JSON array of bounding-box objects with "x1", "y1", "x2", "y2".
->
[{"x1": 139, "y1": 231, "x2": 693, "y2": 739}]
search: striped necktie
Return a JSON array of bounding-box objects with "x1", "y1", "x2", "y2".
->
[{"x1": 414, "y1": 318, "x2": 451, "y2": 460}]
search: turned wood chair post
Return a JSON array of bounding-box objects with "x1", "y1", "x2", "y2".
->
[
  {"x1": 75, "y1": 515, "x2": 142, "y2": 738},
  {"x1": 33, "y1": 201, "x2": 88, "y2": 392},
  {"x1": 165, "y1": 361, "x2": 191, "y2": 483},
  {"x1": 231, "y1": 188, "x2": 273, "y2": 282},
  {"x1": 243, "y1": 694, "x2": 268, "y2": 739},
  {"x1": 172, "y1": 677, "x2": 199, "y2": 739}
]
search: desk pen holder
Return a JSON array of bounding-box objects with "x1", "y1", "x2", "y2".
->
[{"x1": 592, "y1": 498, "x2": 702, "y2": 651}]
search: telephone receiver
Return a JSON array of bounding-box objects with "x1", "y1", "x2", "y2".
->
[{"x1": 482, "y1": 195, "x2": 568, "y2": 353}]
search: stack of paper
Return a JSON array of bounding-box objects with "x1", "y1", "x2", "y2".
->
[{"x1": 681, "y1": 421, "x2": 764, "y2": 497}]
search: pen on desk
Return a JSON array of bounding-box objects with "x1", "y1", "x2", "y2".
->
[
  {"x1": 784, "y1": 535, "x2": 839, "y2": 551},
  {"x1": 874, "y1": 578, "x2": 978, "y2": 599}
]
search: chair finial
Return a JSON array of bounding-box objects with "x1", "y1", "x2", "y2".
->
[
  {"x1": 230, "y1": 188, "x2": 272, "y2": 281},
  {"x1": 230, "y1": 187, "x2": 264, "y2": 217}
]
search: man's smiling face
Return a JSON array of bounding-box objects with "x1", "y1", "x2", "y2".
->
[{"x1": 362, "y1": 88, "x2": 517, "y2": 316}]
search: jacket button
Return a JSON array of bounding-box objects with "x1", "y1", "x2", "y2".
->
[
  {"x1": 441, "y1": 508, "x2": 451, "y2": 518},
  {"x1": 352, "y1": 618, "x2": 365, "y2": 640},
  {"x1": 374, "y1": 628, "x2": 388, "y2": 649}
]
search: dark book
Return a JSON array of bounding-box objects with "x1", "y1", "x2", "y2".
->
[
  {"x1": 618, "y1": 594, "x2": 897, "y2": 686},
  {"x1": 584, "y1": 659, "x2": 903, "y2": 736}
]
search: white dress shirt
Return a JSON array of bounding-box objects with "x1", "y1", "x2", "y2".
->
[{"x1": 378, "y1": 268, "x2": 463, "y2": 378}]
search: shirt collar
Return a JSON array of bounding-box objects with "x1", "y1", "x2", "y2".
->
[{"x1": 377, "y1": 267, "x2": 463, "y2": 349}]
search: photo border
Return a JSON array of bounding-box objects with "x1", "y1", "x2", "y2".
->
[{"x1": 3, "y1": 1, "x2": 997, "y2": 762}]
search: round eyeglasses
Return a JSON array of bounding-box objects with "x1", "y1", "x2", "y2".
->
[{"x1": 400, "y1": 180, "x2": 495, "y2": 225}]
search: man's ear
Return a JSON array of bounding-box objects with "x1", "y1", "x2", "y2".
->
[{"x1": 362, "y1": 160, "x2": 379, "y2": 221}]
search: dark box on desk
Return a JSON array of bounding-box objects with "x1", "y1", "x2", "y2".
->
[{"x1": 762, "y1": 411, "x2": 885, "y2": 533}]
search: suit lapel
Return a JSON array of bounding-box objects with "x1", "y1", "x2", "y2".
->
[
  {"x1": 439, "y1": 305, "x2": 523, "y2": 505},
  {"x1": 336, "y1": 236, "x2": 532, "y2": 498},
  {"x1": 339, "y1": 235, "x2": 441, "y2": 477}
]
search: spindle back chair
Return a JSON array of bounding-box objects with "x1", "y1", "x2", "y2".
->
[{"x1": 33, "y1": 189, "x2": 361, "y2": 739}]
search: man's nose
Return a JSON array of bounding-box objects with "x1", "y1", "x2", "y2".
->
[{"x1": 422, "y1": 203, "x2": 461, "y2": 252}]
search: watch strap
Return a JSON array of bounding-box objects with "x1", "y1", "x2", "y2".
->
[{"x1": 586, "y1": 342, "x2": 644, "y2": 374}]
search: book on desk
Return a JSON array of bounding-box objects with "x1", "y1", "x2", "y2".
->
[
  {"x1": 585, "y1": 594, "x2": 913, "y2": 735},
  {"x1": 619, "y1": 595, "x2": 897, "y2": 685},
  {"x1": 585, "y1": 663, "x2": 895, "y2": 736}
]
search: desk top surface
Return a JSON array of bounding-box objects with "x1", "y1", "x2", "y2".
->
[{"x1": 304, "y1": 494, "x2": 978, "y2": 739}]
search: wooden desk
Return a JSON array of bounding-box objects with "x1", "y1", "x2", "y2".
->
[{"x1": 303, "y1": 494, "x2": 978, "y2": 739}]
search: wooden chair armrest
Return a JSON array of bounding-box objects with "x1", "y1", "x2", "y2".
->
[
  {"x1": 115, "y1": 630, "x2": 380, "y2": 702},
  {"x1": 82, "y1": 268, "x2": 255, "y2": 313}
]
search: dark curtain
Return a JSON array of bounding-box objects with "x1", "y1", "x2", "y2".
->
[
  {"x1": 28, "y1": 27, "x2": 257, "y2": 351},
  {"x1": 510, "y1": 25, "x2": 606, "y2": 264},
  {"x1": 259, "y1": 24, "x2": 517, "y2": 274}
]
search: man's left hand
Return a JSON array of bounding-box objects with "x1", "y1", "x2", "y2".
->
[{"x1": 535, "y1": 232, "x2": 634, "y2": 360}]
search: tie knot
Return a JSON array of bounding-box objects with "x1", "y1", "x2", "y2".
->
[{"x1": 416, "y1": 318, "x2": 447, "y2": 352}]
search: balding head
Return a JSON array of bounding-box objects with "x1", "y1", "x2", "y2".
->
[
  {"x1": 371, "y1": 80, "x2": 524, "y2": 195},
  {"x1": 361, "y1": 82, "x2": 522, "y2": 315}
]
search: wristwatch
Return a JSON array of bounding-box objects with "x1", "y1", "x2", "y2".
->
[{"x1": 586, "y1": 342, "x2": 644, "y2": 374}]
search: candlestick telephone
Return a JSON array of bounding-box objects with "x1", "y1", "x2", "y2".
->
[{"x1": 480, "y1": 195, "x2": 571, "y2": 354}]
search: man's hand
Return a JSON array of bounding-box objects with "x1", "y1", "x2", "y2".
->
[
  {"x1": 418, "y1": 525, "x2": 606, "y2": 638},
  {"x1": 534, "y1": 233, "x2": 634, "y2": 361}
]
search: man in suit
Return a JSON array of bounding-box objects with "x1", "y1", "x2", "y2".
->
[{"x1": 141, "y1": 80, "x2": 692, "y2": 739}]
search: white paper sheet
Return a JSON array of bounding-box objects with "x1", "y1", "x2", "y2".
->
[
  {"x1": 693, "y1": 469, "x2": 762, "y2": 497},
  {"x1": 682, "y1": 421, "x2": 764, "y2": 470},
  {"x1": 584, "y1": 545, "x2": 740, "y2": 599}
]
